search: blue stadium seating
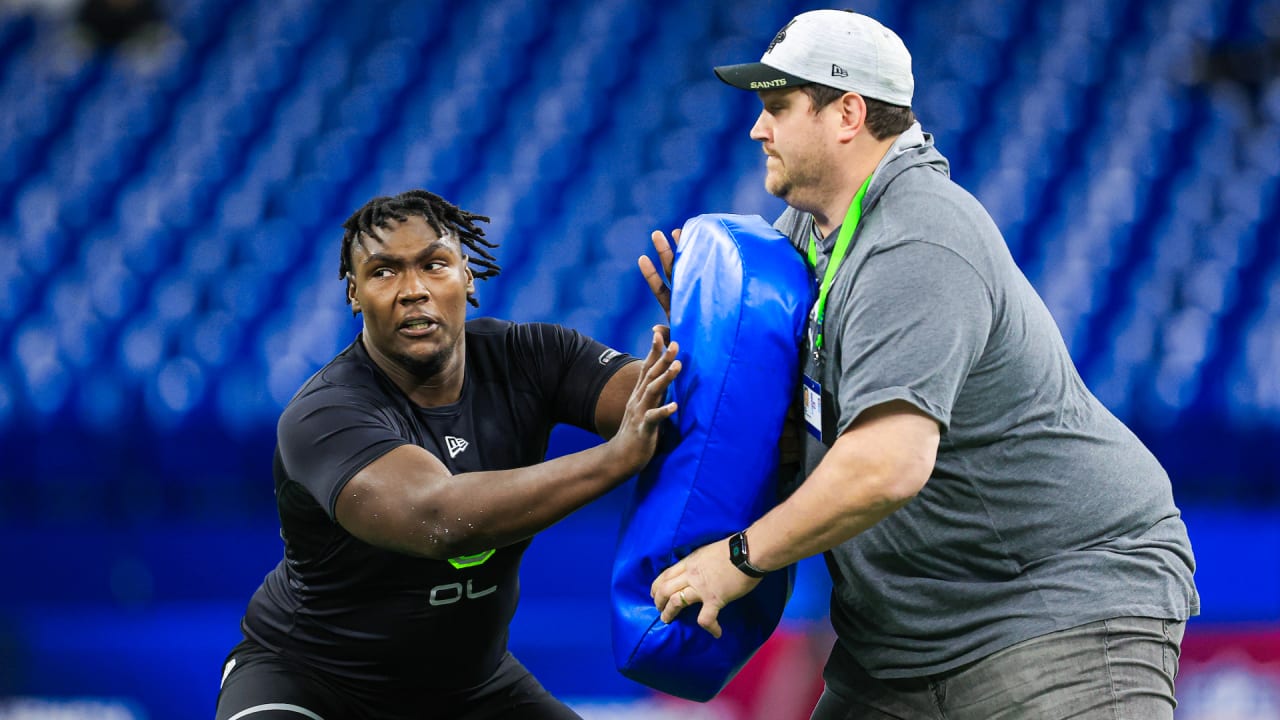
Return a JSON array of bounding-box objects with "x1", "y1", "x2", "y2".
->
[{"x1": 0, "y1": 0, "x2": 1277, "y2": 716}]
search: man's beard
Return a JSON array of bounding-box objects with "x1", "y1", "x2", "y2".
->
[
  {"x1": 393, "y1": 342, "x2": 452, "y2": 379},
  {"x1": 765, "y1": 154, "x2": 827, "y2": 208},
  {"x1": 767, "y1": 174, "x2": 792, "y2": 200}
]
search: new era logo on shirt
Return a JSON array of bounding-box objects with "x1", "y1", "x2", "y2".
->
[{"x1": 445, "y1": 436, "x2": 469, "y2": 458}]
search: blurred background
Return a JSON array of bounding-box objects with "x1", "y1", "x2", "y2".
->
[{"x1": 0, "y1": 0, "x2": 1278, "y2": 717}]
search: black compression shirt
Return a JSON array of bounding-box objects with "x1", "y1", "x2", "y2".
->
[{"x1": 241, "y1": 318, "x2": 633, "y2": 692}]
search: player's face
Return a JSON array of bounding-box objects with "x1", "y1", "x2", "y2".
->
[
  {"x1": 750, "y1": 88, "x2": 841, "y2": 208},
  {"x1": 347, "y1": 216, "x2": 475, "y2": 381}
]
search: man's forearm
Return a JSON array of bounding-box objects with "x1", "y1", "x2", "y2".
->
[
  {"x1": 744, "y1": 463, "x2": 915, "y2": 571},
  {"x1": 741, "y1": 406, "x2": 938, "y2": 571},
  {"x1": 421, "y1": 442, "x2": 638, "y2": 556}
]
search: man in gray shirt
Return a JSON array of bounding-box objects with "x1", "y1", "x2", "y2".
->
[{"x1": 646, "y1": 9, "x2": 1198, "y2": 719}]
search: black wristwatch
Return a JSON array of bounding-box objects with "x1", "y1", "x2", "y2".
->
[{"x1": 729, "y1": 530, "x2": 768, "y2": 578}]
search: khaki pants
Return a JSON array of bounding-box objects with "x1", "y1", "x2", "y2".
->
[{"x1": 810, "y1": 617, "x2": 1184, "y2": 720}]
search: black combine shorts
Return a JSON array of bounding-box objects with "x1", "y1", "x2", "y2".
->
[{"x1": 214, "y1": 637, "x2": 582, "y2": 720}]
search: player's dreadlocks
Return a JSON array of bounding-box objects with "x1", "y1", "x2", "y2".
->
[{"x1": 339, "y1": 189, "x2": 501, "y2": 308}]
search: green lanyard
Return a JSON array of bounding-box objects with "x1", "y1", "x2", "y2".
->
[{"x1": 807, "y1": 175, "x2": 873, "y2": 353}]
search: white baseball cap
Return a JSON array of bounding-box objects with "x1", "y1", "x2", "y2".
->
[{"x1": 714, "y1": 9, "x2": 914, "y2": 107}]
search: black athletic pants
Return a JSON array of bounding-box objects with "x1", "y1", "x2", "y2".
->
[{"x1": 215, "y1": 637, "x2": 582, "y2": 720}]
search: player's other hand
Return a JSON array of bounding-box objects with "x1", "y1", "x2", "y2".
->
[
  {"x1": 638, "y1": 227, "x2": 681, "y2": 318},
  {"x1": 610, "y1": 326, "x2": 680, "y2": 473}
]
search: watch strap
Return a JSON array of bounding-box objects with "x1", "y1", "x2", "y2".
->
[{"x1": 729, "y1": 530, "x2": 768, "y2": 578}]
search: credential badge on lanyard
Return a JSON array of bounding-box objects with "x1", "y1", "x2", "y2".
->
[{"x1": 801, "y1": 174, "x2": 873, "y2": 443}]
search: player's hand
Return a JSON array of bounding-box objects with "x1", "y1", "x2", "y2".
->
[
  {"x1": 650, "y1": 536, "x2": 761, "y2": 639},
  {"x1": 609, "y1": 327, "x2": 680, "y2": 473},
  {"x1": 638, "y1": 228, "x2": 681, "y2": 318}
]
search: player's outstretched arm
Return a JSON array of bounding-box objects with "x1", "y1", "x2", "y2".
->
[{"x1": 334, "y1": 329, "x2": 681, "y2": 560}]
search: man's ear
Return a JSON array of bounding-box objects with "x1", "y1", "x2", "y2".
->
[
  {"x1": 347, "y1": 274, "x2": 361, "y2": 315},
  {"x1": 837, "y1": 91, "x2": 869, "y2": 140},
  {"x1": 464, "y1": 263, "x2": 476, "y2": 298}
]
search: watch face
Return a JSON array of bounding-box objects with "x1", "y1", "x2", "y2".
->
[{"x1": 730, "y1": 533, "x2": 746, "y2": 561}]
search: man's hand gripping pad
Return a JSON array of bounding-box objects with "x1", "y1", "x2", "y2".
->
[{"x1": 610, "y1": 214, "x2": 813, "y2": 701}]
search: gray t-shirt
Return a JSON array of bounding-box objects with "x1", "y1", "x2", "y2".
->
[{"x1": 777, "y1": 124, "x2": 1198, "y2": 680}]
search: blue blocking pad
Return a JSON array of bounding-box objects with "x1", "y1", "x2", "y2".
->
[{"x1": 610, "y1": 214, "x2": 814, "y2": 701}]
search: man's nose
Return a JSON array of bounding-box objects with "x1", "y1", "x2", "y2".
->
[{"x1": 398, "y1": 271, "x2": 430, "y2": 301}]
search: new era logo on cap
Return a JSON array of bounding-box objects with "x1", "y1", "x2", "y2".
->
[{"x1": 713, "y1": 9, "x2": 914, "y2": 107}]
